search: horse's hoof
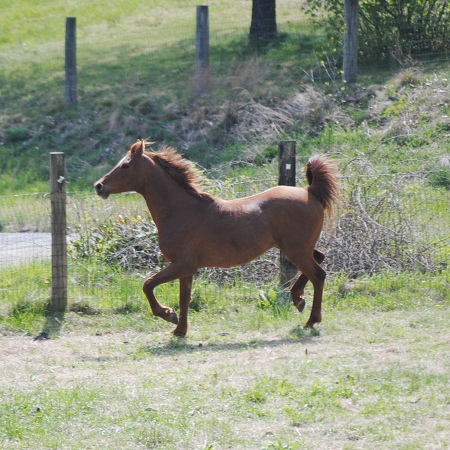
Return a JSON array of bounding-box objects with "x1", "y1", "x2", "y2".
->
[
  {"x1": 296, "y1": 298, "x2": 306, "y2": 313},
  {"x1": 304, "y1": 319, "x2": 321, "y2": 334},
  {"x1": 170, "y1": 311, "x2": 179, "y2": 325},
  {"x1": 172, "y1": 329, "x2": 187, "y2": 338}
]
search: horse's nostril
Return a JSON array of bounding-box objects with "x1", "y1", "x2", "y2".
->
[{"x1": 95, "y1": 182, "x2": 110, "y2": 199}]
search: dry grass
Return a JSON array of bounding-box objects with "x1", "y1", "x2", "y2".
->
[
  {"x1": 178, "y1": 80, "x2": 351, "y2": 149},
  {"x1": 320, "y1": 157, "x2": 447, "y2": 276}
]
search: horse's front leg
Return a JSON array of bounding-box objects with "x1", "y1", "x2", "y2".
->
[
  {"x1": 172, "y1": 275, "x2": 193, "y2": 337},
  {"x1": 143, "y1": 263, "x2": 195, "y2": 328},
  {"x1": 143, "y1": 273, "x2": 179, "y2": 325}
]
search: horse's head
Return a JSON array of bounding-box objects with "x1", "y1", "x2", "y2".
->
[{"x1": 94, "y1": 140, "x2": 151, "y2": 199}]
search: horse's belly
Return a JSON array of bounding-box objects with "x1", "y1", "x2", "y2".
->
[{"x1": 197, "y1": 236, "x2": 275, "y2": 268}]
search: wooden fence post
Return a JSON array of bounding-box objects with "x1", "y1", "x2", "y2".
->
[
  {"x1": 278, "y1": 141, "x2": 298, "y2": 288},
  {"x1": 65, "y1": 17, "x2": 77, "y2": 104},
  {"x1": 343, "y1": 0, "x2": 358, "y2": 83},
  {"x1": 50, "y1": 152, "x2": 67, "y2": 312},
  {"x1": 195, "y1": 5, "x2": 209, "y2": 96}
]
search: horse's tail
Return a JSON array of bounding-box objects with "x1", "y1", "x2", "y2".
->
[{"x1": 305, "y1": 155, "x2": 341, "y2": 218}]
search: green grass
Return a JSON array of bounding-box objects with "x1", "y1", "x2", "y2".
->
[
  {"x1": 1, "y1": 256, "x2": 448, "y2": 335},
  {"x1": 0, "y1": 193, "x2": 50, "y2": 231},
  {"x1": 328, "y1": 271, "x2": 449, "y2": 313},
  {"x1": 0, "y1": 283, "x2": 449, "y2": 449},
  {"x1": 1, "y1": 251, "x2": 449, "y2": 449}
]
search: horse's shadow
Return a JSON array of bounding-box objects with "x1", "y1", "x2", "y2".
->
[{"x1": 140, "y1": 327, "x2": 321, "y2": 356}]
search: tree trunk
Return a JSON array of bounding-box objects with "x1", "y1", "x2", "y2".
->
[
  {"x1": 343, "y1": 0, "x2": 358, "y2": 83},
  {"x1": 249, "y1": 0, "x2": 277, "y2": 41}
]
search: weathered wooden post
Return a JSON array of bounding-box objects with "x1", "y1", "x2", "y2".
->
[
  {"x1": 65, "y1": 17, "x2": 77, "y2": 104},
  {"x1": 195, "y1": 5, "x2": 209, "y2": 96},
  {"x1": 50, "y1": 152, "x2": 67, "y2": 312},
  {"x1": 343, "y1": 0, "x2": 358, "y2": 83},
  {"x1": 278, "y1": 141, "x2": 298, "y2": 288}
]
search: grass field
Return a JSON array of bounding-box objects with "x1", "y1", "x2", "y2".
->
[
  {"x1": 1, "y1": 257, "x2": 449, "y2": 448},
  {"x1": 1, "y1": 1, "x2": 450, "y2": 448},
  {"x1": 1, "y1": 301, "x2": 449, "y2": 449}
]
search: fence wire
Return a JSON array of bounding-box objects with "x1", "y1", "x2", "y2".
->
[{"x1": 1, "y1": 166, "x2": 449, "y2": 305}]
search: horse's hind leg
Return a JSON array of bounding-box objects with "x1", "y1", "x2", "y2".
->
[
  {"x1": 303, "y1": 262, "x2": 326, "y2": 328},
  {"x1": 287, "y1": 252, "x2": 326, "y2": 328},
  {"x1": 291, "y1": 249, "x2": 325, "y2": 313}
]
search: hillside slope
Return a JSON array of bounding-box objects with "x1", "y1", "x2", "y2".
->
[{"x1": 0, "y1": 1, "x2": 450, "y2": 193}]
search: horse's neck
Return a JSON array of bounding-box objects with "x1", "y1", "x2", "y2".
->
[{"x1": 139, "y1": 166, "x2": 200, "y2": 229}]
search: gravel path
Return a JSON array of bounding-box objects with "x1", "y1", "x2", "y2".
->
[{"x1": 0, "y1": 233, "x2": 78, "y2": 267}]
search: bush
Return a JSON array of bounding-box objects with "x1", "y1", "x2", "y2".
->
[
  {"x1": 69, "y1": 164, "x2": 446, "y2": 284},
  {"x1": 4, "y1": 127, "x2": 32, "y2": 144},
  {"x1": 303, "y1": 0, "x2": 450, "y2": 60},
  {"x1": 70, "y1": 215, "x2": 165, "y2": 272},
  {"x1": 427, "y1": 160, "x2": 450, "y2": 190}
]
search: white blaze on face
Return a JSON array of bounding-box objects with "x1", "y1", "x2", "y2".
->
[{"x1": 116, "y1": 156, "x2": 127, "y2": 168}]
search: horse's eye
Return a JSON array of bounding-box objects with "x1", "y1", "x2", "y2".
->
[{"x1": 121, "y1": 163, "x2": 130, "y2": 169}]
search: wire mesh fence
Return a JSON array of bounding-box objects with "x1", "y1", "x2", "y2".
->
[
  {"x1": 1, "y1": 3, "x2": 450, "y2": 307},
  {"x1": 1, "y1": 162, "x2": 449, "y2": 305}
]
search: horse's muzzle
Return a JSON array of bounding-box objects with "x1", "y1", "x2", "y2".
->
[{"x1": 94, "y1": 182, "x2": 110, "y2": 199}]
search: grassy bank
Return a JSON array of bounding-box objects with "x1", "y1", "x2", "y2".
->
[{"x1": 4, "y1": 1, "x2": 449, "y2": 193}]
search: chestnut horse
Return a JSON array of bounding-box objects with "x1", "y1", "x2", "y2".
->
[{"x1": 95, "y1": 140, "x2": 340, "y2": 337}]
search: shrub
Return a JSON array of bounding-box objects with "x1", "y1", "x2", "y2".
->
[
  {"x1": 69, "y1": 164, "x2": 446, "y2": 284},
  {"x1": 69, "y1": 215, "x2": 164, "y2": 272},
  {"x1": 303, "y1": 0, "x2": 450, "y2": 60},
  {"x1": 4, "y1": 127, "x2": 32, "y2": 144},
  {"x1": 427, "y1": 157, "x2": 450, "y2": 190}
]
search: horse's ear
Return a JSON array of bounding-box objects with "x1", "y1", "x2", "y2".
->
[{"x1": 130, "y1": 140, "x2": 144, "y2": 158}]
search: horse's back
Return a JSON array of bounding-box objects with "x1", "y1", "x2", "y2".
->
[
  {"x1": 251, "y1": 185, "x2": 324, "y2": 220},
  {"x1": 214, "y1": 185, "x2": 324, "y2": 229}
]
